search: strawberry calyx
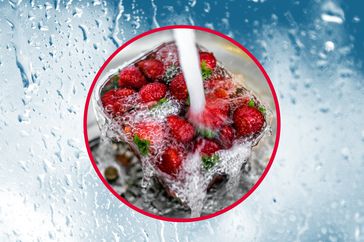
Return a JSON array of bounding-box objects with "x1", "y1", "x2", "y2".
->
[
  {"x1": 202, "y1": 154, "x2": 220, "y2": 170},
  {"x1": 248, "y1": 99, "x2": 255, "y2": 107},
  {"x1": 201, "y1": 60, "x2": 213, "y2": 80},
  {"x1": 133, "y1": 134, "x2": 150, "y2": 156},
  {"x1": 197, "y1": 127, "x2": 217, "y2": 139}
]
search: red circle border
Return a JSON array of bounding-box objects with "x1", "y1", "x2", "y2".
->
[{"x1": 83, "y1": 25, "x2": 281, "y2": 223}]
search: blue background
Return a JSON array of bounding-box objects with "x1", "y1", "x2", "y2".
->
[{"x1": 0, "y1": 0, "x2": 364, "y2": 241}]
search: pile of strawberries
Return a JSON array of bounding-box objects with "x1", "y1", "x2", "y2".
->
[{"x1": 100, "y1": 43, "x2": 266, "y2": 179}]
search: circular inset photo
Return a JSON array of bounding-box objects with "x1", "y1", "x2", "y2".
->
[{"x1": 84, "y1": 26, "x2": 280, "y2": 222}]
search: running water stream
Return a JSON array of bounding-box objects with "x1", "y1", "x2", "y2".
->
[{"x1": 173, "y1": 29, "x2": 206, "y2": 115}]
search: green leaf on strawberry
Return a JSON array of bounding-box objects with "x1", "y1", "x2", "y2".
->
[
  {"x1": 197, "y1": 127, "x2": 217, "y2": 139},
  {"x1": 248, "y1": 99, "x2": 255, "y2": 107},
  {"x1": 150, "y1": 97, "x2": 168, "y2": 110},
  {"x1": 202, "y1": 154, "x2": 220, "y2": 170},
  {"x1": 101, "y1": 74, "x2": 119, "y2": 96},
  {"x1": 133, "y1": 134, "x2": 150, "y2": 156},
  {"x1": 201, "y1": 61, "x2": 212, "y2": 80},
  {"x1": 258, "y1": 105, "x2": 266, "y2": 114}
]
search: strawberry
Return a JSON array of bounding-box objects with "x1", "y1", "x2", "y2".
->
[
  {"x1": 119, "y1": 66, "x2": 147, "y2": 89},
  {"x1": 101, "y1": 88, "x2": 135, "y2": 115},
  {"x1": 204, "y1": 78, "x2": 234, "y2": 92},
  {"x1": 167, "y1": 115, "x2": 195, "y2": 143},
  {"x1": 169, "y1": 73, "x2": 188, "y2": 101},
  {"x1": 139, "y1": 82, "x2": 167, "y2": 103},
  {"x1": 233, "y1": 105, "x2": 265, "y2": 137},
  {"x1": 158, "y1": 147, "x2": 183, "y2": 177},
  {"x1": 200, "y1": 51, "x2": 216, "y2": 80},
  {"x1": 211, "y1": 88, "x2": 229, "y2": 99},
  {"x1": 195, "y1": 138, "x2": 220, "y2": 156},
  {"x1": 137, "y1": 59, "x2": 165, "y2": 80},
  {"x1": 218, "y1": 125, "x2": 235, "y2": 149},
  {"x1": 200, "y1": 51, "x2": 216, "y2": 70},
  {"x1": 195, "y1": 138, "x2": 221, "y2": 170},
  {"x1": 207, "y1": 95, "x2": 230, "y2": 115},
  {"x1": 133, "y1": 122, "x2": 166, "y2": 155},
  {"x1": 189, "y1": 96, "x2": 230, "y2": 129},
  {"x1": 229, "y1": 96, "x2": 252, "y2": 112},
  {"x1": 101, "y1": 90, "x2": 116, "y2": 107},
  {"x1": 114, "y1": 87, "x2": 135, "y2": 97},
  {"x1": 155, "y1": 43, "x2": 179, "y2": 68}
]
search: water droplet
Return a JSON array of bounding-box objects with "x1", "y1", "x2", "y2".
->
[
  {"x1": 92, "y1": 0, "x2": 102, "y2": 6},
  {"x1": 341, "y1": 147, "x2": 350, "y2": 160},
  {"x1": 319, "y1": 105, "x2": 330, "y2": 113},
  {"x1": 78, "y1": 25, "x2": 88, "y2": 41},
  {"x1": 324, "y1": 41, "x2": 335, "y2": 52},
  {"x1": 321, "y1": 2, "x2": 345, "y2": 24},
  {"x1": 204, "y1": 2, "x2": 211, "y2": 13},
  {"x1": 38, "y1": 21, "x2": 49, "y2": 31},
  {"x1": 353, "y1": 16, "x2": 360, "y2": 23},
  {"x1": 73, "y1": 7, "x2": 83, "y2": 18},
  {"x1": 18, "y1": 110, "x2": 31, "y2": 124}
]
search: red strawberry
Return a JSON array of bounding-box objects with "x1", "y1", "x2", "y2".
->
[
  {"x1": 189, "y1": 96, "x2": 230, "y2": 129},
  {"x1": 204, "y1": 78, "x2": 234, "y2": 92},
  {"x1": 207, "y1": 95, "x2": 230, "y2": 113},
  {"x1": 233, "y1": 105, "x2": 265, "y2": 137},
  {"x1": 158, "y1": 147, "x2": 183, "y2": 177},
  {"x1": 169, "y1": 73, "x2": 188, "y2": 100},
  {"x1": 119, "y1": 66, "x2": 147, "y2": 89},
  {"x1": 137, "y1": 59, "x2": 165, "y2": 80},
  {"x1": 212, "y1": 88, "x2": 229, "y2": 99},
  {"x1": 195, "y1": 138, "x2": 220, "y2": 156},
  {"x1": 200, "y1": 52, "x2": 216, "y2": 80},
  {"x1": 101, "y1": 88, "x2": 135, "y2": 115},
  {"x1": 139, "y1": 82, "x2": 167, "y2": 103},
  {"x1": 134, "y1": 122, "x2": 165, "y2": 144},
  {"x1": 218, "y1": 126, "x2": 235, "y2": 149},
  {"x1": 101, "y1": 90, "x2": 116, "y2": 107},
  {"x1": 229, "y1": 96, "x2": 252, "y2": 112},
  {"x1": 133, "y1": 122, "x2": 166, "y2": 155},
  {"x1": 155, "y1": 43, "x2": 179, "y2": 68},
  {"x1": 114, "y1": 88, "x2": 135, "y2": 97},
  {"x1": 167, "y1": 115, "x2": 195, "y2": 143},
  {"x1": 200, "y1": 51, "x2": 216, "y2": 70},
  {"x1": 112, "y1": 88, "x2": 136, "y2": 113}
]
